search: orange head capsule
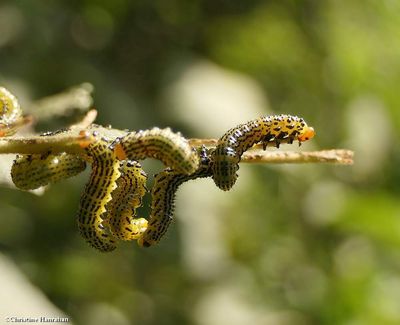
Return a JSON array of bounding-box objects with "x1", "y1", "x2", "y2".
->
[
  {"x1": 78, "y1": 130, "x2": 94, "y2": 148},
  {"x1": 298, "y1": 126, "x2": 315, "y2": 142},
  {"x1": 114, "y1": 143, "x2": 127, "y2": 160}
]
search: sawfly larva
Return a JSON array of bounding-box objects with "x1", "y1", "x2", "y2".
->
[
  {"x1": 212, "y1": 114, "x2": 315, "y2": 191},
  {"x1": 114, "y1": 127, "x2": 199, "y2": 174},
  {"x1": 11, "y1": 152, "x2": 86, "y2": 190},
  {"x1": 103, "y1": 160, "x2": 148, "y2": 241},
  {"x1": 138, "y1": 147, "x2": 213, "y2": 247},
  {"x1": 0, "y1": 87, "x2": 24, "y2": 136},
  {"x1": 76, "y1": 138, "x2": 120, "y2": 252}
]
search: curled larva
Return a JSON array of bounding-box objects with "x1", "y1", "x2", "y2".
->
[
  {"x1": 76, "y1": 138, "x2": 120, "y2": 252},
  {"x1": 212, "y1": 114, "x2": 315, "y2": 191},
  {"x1": 114, "y1": 127, "x2": 199, "y2": 174},
  {"x1": 138, "y1": 147, "x2": 213, "y2": 247},
  {"x1": 103, "y1": 160, "x2": 148, "y2": 241},
  {"x1": 11, "y1": 152, "x2": 86, "y2": 190},
  {"x1": 0, "y1": 87, "x2": 23, "y2": 136}
]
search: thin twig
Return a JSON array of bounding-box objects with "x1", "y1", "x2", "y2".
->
[
  {"x1": 70, "y1": 109, "x2": 98, "y2": 129},
  {"x1": 0, "y1": 134, "x2": 89, "y2": 155},
  {"x1": 241, "y1": 149, "x2": 354, "y2": 165},
  {"x1": 0, "y1": 123, "x2": 127, "y2": 156},
  {"x1": 26, "y1": 83, "x2": 94, "y2": 120},
  {"x1": 189, "y1": 138, "x2": 219, "y2": 147}
]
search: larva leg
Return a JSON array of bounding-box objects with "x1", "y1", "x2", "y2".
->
[
  {"x1": 212, "y1": 114, "x2": 315, "y2": 191},
  {"x1": 114, "y1": 127, "x2": 199, "y2": 174},
  {"x1": 76, "y1": 139, "x2": 120, "y2": 252},
  {"x1": 11, "y1": 153, "x2": 86, "y2": 190},
  {"x1": 0, "y1": 87, "x2": 25, "y2": 136},
  {"x1": 138, "y1": 147, "x2": 213, "y2": 247},
  {"x1": 103, "y1": 160, "x2": 148, "y2": 241}
]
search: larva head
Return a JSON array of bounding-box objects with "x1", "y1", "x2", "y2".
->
[
  {"x1": 114, "y1": 142, "x2": 127, "y2": 160},
  {"x1": 77, "y1": 130, "x2": 95, "y2": 148},
  {"x1": 298, "y1": 126, "x2": 315, "y2": 143}
]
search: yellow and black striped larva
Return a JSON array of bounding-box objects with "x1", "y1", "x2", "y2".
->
[
  {"x1": 138, "y1": 147, "x2": 213, "y2": 247},
  {"x1": 76, "y1": 138, "x2": 121, "y2": 252},
  {"x1": 75, "y1": 127, "x2": 203, "y2": 251},
  {"x1": 11, "y1": 129, "x2": 87, "y2": 190},
  {"x1": 114, "y1": 127, "x2": 199, "y2": 175},
  {"x1": 212, "y1": 114, "x2": 315, "y2": 191},
  {"x1": 103, "y1": 160, "x2": 148, "y2": 241},
  {"x1": 0, "y1": 87, "x2": 23, "y2": 136},
  {"x1": 11, "y1": 152, "x2": 86, "y2": 190}
]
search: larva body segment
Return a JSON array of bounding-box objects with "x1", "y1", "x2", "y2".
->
[
  {"x1": 103, "y1": 160, "x2": 148, "y2": 241},
  {"x1": 212, "y1": 114, "x2": 315, "y2": 191},
  {"x1": 138, "y1": 147, "x2": 213, "y2": 247},
  {"x1": 0, "y1": 87, "x2": 23, "y2": 136},
  {"x1": 115, "y1": 127, "x2": 199, "y2": 174},
  {"x1": 76, "y1": 139, "x2": 120, "y2": 252},
  {"x1": 11, "y1": 153, "x2": 86, "y2": 190}
]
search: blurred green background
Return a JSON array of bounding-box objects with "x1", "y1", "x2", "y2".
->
[{"x1": 1, "y1": 1, "x2": 400, "y2": 324}]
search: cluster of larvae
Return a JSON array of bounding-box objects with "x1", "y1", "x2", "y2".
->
[{"x1": 0, "y1": 87, "x2": 315, "y2": 251}]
